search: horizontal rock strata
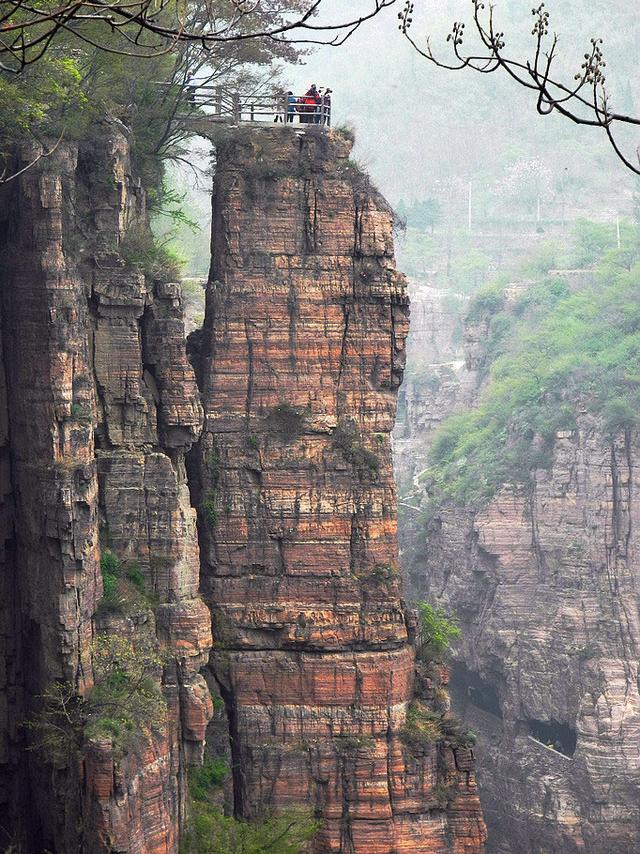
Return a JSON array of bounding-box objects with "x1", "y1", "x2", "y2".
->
[{"x1": 193, "y1": 126, "x2": 486, "y2": 853}]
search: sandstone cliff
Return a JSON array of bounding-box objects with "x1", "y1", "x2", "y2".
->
[
  {"x1": 190, "y1": 126, "x2": 486, "y2": 853},
  {"x1": 404, "y1": 286, "x2": 640, "y2": 853},
  {"x1": 0, "y1": 120, "x2": 485, "y2": 853},
  {"x1": 0, "y1": 124, "x2": 212, "y2": 852}
]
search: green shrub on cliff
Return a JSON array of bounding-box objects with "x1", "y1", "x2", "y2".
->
[
  {"x1": 181, "y1": 806, "x2": 318, "y2": 854},
  {"x1": 401, "y1": 701, "x2": 477, "y2": 753},
  {"x1": 83, "y1": 634, "x2": 167, "y2": 753},
  {"x1": 201, "y1": 490, "x2": 219, "y2": 527},
  {"x1": 432, "y1": 782, "x2": 456, "y2": 807},
  {"x1": 182, "y1": 760, "x2": 319, "y2": 854},
  {"x1": 98, "y1": 549, "x2": 155, "y2": 613},
  {"x1": 26, "y1": 634, "x2": 167, "y2": 763},
  {"x1": 189, "y1": 758, "x2": 230, "y2": 797},
  {"x1": 425, "y1": 247, "x2": 640, "y2": 509},
  {"x1": 100, "y1": 550, "x2": 120, "y2": 603},
  {"x1": 416, "y1": 602, "x2": 461, "y2": 659},
  {"x1": 441, "y1": 716, "x2": 477, "y2": 748},
  {"x1": 400, "y1": 701, "x2": 443, "y2": 748},
  {"x1": 121, "y1": 224, "x2": 185, "y2": 282}
]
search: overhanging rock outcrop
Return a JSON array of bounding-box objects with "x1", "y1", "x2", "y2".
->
[{"x1": 191, "y1": 126, "x2": 486, "y2": 853}]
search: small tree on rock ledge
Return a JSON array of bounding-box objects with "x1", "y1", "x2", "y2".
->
[{"x1": 416, "y1": 601, "x2": 461, "y2": 661}]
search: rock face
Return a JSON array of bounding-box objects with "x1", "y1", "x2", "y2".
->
[
  {"x1": 0, "y1": 124, "x2": 212, "y2": 851},
  {"x1": 0, "y1": 120, "x2": 485, "y2": 853},
  {"x1": 405, "y1": 291, "x2": 640, "y2": 852},
  {"x1": 394, "y1": 285, "x2": 473, "y2": 489},
  {"x1": 192, "y1": 126, "x2": 486, "y2": 853},
  {"x1": 418, "y1": 423, "x2": 640, "y2": 854}
]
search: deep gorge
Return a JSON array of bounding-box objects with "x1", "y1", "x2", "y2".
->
[{"x1": 395, "y1": 275, "x2": 640, "y2": 853}]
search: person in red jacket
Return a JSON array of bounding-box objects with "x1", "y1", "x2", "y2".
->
[{"x1": 300, "y1": 84, "x2": 319, "y2": 123}]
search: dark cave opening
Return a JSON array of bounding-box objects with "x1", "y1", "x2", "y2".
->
[
  {"x1": 526, "y1": 718, "x2": 576, "y2": 757},
  {"x1": 451, "y1": 663, "x2": 503, "y2": 719}
]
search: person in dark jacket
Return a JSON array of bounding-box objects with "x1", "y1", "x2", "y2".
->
[
  {"x1": 286, "y1": 91, "x2": 297, "y2": 122},
  {"x1": 322, "y1": 88, "x2": 332, "y2": 126}
]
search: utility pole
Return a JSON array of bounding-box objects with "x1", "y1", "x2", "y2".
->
[
  {"x1": 616, "y1": 215, "x2": 621, "y2": 249},
  {"x1": 468, "y1": 179, "x2": 472, "y2": 234}
]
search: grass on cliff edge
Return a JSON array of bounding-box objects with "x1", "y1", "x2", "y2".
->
[
  {"x1": 182, "y1": 759, "x2": 319, "y2": 853},
  {"x1": 423, "y1": 242, "x2": 640, "y2": 510}
]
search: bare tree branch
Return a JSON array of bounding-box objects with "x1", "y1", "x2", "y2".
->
[
  {"x1": 0, "y1": 0, "x2": 396, "y2": 71},
  {"x1": 399, "y1": 1, "x2": 640, "y2": 175},
  {"x1": 0, "y1": 131, "x2": 64, "y2": 184}
]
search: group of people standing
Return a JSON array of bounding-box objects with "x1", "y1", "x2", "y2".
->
[{"x1": 279, "y1": 84, "x2": 332, "y2": 126}]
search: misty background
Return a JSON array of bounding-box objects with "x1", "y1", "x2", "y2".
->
[{"x1": 168, "y1": 0, "x2": 639, "y2": 314}]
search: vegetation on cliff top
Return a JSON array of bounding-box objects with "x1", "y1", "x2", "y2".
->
[{"x1": 423, "y1": 229, "x2": 640, "y2": 509}]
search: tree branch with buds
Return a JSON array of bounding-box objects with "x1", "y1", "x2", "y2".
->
[{"x1": 398, "y1": 1, "x2": 640, "y2": 174}]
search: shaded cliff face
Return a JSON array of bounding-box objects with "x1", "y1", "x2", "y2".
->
[
  {"x1": 394, "y1": 285, "x2": 473, "y2": 490},
  {"x1": 404, "y1": 292, "x2": 640, "y2": 853},
  {"x1": 192, "y1": 126, "x2": 486, "y2": 853},
  {"x1": 0, "y1": 125, "x2": 212, "y2": 852},
  {"x1": 420, "y1": 425, "x2": 640, "y2": 854}
]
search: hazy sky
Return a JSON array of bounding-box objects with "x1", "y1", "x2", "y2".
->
[{"x1": 282, "y1": 0, "x2": 638, "y2": 206}]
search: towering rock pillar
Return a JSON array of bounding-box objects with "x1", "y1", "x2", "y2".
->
[
  {"x1": 193, "y1": 126, "x2": 486, "y2": 852},
  {"x1": 0, "y1": 126, "x2": 212, "y2": 852}
]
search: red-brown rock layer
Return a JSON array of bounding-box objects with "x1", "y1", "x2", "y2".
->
[{"x1": 193, "y1": 126, "x2": 486, "y2": 852}]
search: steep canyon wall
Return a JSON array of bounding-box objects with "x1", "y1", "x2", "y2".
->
[
  {"x1": 191, "y1": 126, "x2": 485, "y2": 853},
  {"x1": 0, "y1": 124, "x2": 212, "y2": 852},
  {"x1": 399, "y1": 287, "x2": 640, "y2": 853}
]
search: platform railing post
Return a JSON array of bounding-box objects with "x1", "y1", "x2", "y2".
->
[{"x1": 233, "y1": 92, "x2": 241, "y2": 122}]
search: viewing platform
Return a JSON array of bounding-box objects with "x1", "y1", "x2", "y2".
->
[{"x1": 174, "y1": 85, "x2": 332, "y2": 135}]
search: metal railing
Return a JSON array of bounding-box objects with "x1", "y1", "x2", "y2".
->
[{"x1": 178, "y1": 85, "x2": 332, "y2": 127}]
